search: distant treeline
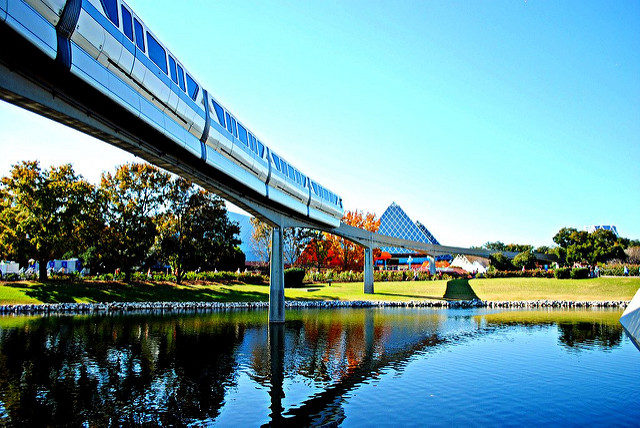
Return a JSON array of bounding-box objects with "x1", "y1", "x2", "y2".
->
[
  {"x1": 0, "y1": 161, "x2": 244, "y2": 282},
  {"x1": 483, "y1": 228, "x2": 640, "y2": 271}
]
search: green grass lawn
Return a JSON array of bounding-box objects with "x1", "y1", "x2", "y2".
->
[
  {"x1": 0, "y1": 276, "x2": 637, "y2": 305},
  {"x1": 0, "y1": 278, "x2": 640, "y2": 304}
]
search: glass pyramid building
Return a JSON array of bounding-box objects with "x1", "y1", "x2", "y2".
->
[{"x1": 377, "y1": 202, "x2": 439, "y2": 254}]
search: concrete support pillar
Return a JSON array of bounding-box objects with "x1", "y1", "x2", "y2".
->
[
  {"x1": 429, "y1": 256, "x2": 436, "y2": 276},
  {"x1": 364, "y1": 246, "x2": 374, "y2": 294},
  {"x1": 269, "y1": 227, "x2": 285, "y2": 323}
]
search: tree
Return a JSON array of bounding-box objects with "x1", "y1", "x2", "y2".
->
[
  {"x1": 154, "y1": 178, "x2": 195, "y2": 283},
  {"x1": 98, "y1": 164, "x2": 170, "y2": 281},
  {"x1": 552, "y1": 226, "x2": 628, "y2": 265},
  {"x1": 155, "y1": 179, "x2": 244, "y2": 281},
  {"x1": 489, "y1": 252, "x2": 512, "y2": 271},
  {"x1": 0, "y1": 161, "x2": 100, "y2": 279},
  {"x1": 298, "y1": 210, "x2": 380, "y2": 271},
  {"x1": 283, "y1": 227, "x2": 312, "y2": 266},
  {"x1": 512, "y1": 250, "x2": 537, "y2": 269},
  {"x1": 249, "y1": 218, "x2": 311, "y2": 266},
  {"x1": 535, "y1": 246, "x2": 551, "y2": 254},
  {"x1": 484, "y1": 241, "x2": 533, "y2": 254},
  {"x1": 484, "y1": 241, "x2": 506, "y2": 251},
  {"x1": 297, "y1": 229, "x2": 336, "y2": 269},
  {"x1": 325, "y1": 210, "x2": 380, "y2": 271},
  {"x1": 250, "y1": 217, "x2": 272, "y2": 264},
  {"x1": 590, "y1": 229, "x2": 625, "y2": 263},
  {"x1": 626, "y1": 247, "x2": 640, "y2": 264}
]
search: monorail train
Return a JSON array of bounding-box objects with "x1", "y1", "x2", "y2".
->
[{"x1": 1, "y1": 0, "x2": 344, "y2": 226}]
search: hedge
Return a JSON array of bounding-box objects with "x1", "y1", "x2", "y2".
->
[
  {"x1": 81, "y1": 271, "x2": 267, "y2": 284},
  {"x1": 570, "y1": 267, "x2": 590, "y2": 279},
  {"x1": 598, "y1": 264, "x2": 640, "y2": 277},
  {"x1": 554, "y1": 267, "x2": 571, "y2": 279},
  {"x1": 304, "y1": 270, "x2": 458, "y2": 283},
  {"x1": 284, "y1": 268, "x2": 306, "y2": 288},
  {"x1": 487, "y1": 269, "x2": 555, "y2": 279}
]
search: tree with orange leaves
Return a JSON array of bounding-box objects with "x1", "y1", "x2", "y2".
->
[
  {"x1": 298, "y1": 210, "x2": 380, "y2": 271},
  {"x1": 327, "y1": 210, "x2": 380, "y2": 271}
]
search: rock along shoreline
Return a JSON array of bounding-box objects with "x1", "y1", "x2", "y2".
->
[{"x1": 0, "y1": 299, "x2": 629, "y2": 315}]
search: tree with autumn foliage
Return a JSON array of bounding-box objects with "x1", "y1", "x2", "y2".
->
[
  {"x1": 327, "y1": 210, "x2": 380, "y2": 271},
  {"x1": 297, "y1": 210, "x2": 381, "y2": 271}
]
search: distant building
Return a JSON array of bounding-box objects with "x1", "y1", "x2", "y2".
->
[
  {"x1": 227, "y1": 211, "x2": 261, "y2": 263},
  {"x1": 377, "y1": 202, "x2": 449, "y2": 268},
  {"x1": 585, "y1": 225, "x2": 618, "y2": 236},
  {"x1": 450, "y1": 255, "x2": 490, "y2": 274},
  {"x1": 0, "y1": 261, "x2": 20, "y2": 277}
]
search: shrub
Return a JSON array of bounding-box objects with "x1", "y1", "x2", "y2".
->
[
  {"x1": 598, "y1": 263, "x2": 640, "y2": 277},
  {"x1": 512, "y1": 251, "x2": 537, "y2": 270},
  {"x1": 490, "y1": 252, "x2": 512, "y2": 271},
  {"x1": 237, "y1": 272, "x2": 265, "y2": 285},
  {"x1": 1, "y1": 273, "x2": 20, "y2": 282},
  {"x1": 570, "y1": 267, "x2": 590, "y2": 279},
  {"x1": 284, "y1": 268, "x2": 306, "y2": 288},
  {"x1": 486, "y1": 269, "x2": 554, "y2": 279},
  {"x1": 554, "y1": 267, "x2": 571, "y2": 279}
]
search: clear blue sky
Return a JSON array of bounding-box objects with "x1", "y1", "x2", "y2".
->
[{"x1": 1, "y1": 0, "x2": 638, "y2": 247}]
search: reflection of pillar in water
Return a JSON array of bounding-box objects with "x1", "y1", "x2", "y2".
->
[
  {"x1": 268, "y1": 323, "x2": 286, "y2": 424},
  {"x1": 364, "y1": 308, "x2": 375, "y2": 360}
]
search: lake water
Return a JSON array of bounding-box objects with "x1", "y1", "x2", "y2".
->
[{"x1": 0, "y1": 307, "x2": 637, "y2": 426}]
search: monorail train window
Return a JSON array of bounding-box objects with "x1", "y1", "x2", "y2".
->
[
  {"x1": 225, "y1": 112, "x2": 232, "y2": 134},
  {"x1": 248, "y1": 133, "x2": 257, "y2": 152},
  {"x1": 101, "y1": 0, "x2": 119, "y2": 26},
  {"x1": 211, "y1": 100, "x2": 225, "y2": 127},
  {"x1": 185, "y1": 73, "x2": 199, "y2": 100},
  {"x1": 147, "y1": 33, "x2": 168, "y2": 74},
  {"x1": 295, "y1": 170, "x2": 302, "y2": 184},
  {"x1": 287, "y1": 165, "x2": 295, "y2": 180},
  {"x1": 134, "y1": 19, "x2": 145, "y2": 51},
  {"x1": 231, "y1": 116, "x2": 238, "y2": 138},
  {"x1": 168, "y1": 56, "x2": 178, "y2": 84},
  {"x1": 176, "y1": 64, "x2": 186, "y2": 91},
  {"x1": 257, "y1": 140, "x2": 265, "y2": 158},
  {"x1": 121, "y1": 6, "x2": 133, "y2": 41},
  {"x1": 271, "y1": 153, "x2": 281, "y2": 171},
  {"x1": 237, "y1": 124, "x2": 248, "y2": 145}
]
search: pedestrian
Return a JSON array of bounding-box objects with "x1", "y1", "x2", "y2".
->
[
  {"x1": 594, "y1": 266, "x2": 600, "y2": 278},
  {"x1": 624, "y1": 266, "x2": 629, "y2": 276}
]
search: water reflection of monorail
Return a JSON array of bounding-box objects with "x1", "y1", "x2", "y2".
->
[{"x1": 0, "y1": 308, "x2": 625, "y2": 425}]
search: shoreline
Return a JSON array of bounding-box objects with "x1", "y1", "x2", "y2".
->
[{"x1": 0, "y1": 299, "x2": 629, "y2": 315}]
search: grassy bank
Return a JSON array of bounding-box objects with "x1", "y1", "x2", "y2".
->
[{"x1": 0, "y1": 276, "x2": 637, "y2": 305}]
